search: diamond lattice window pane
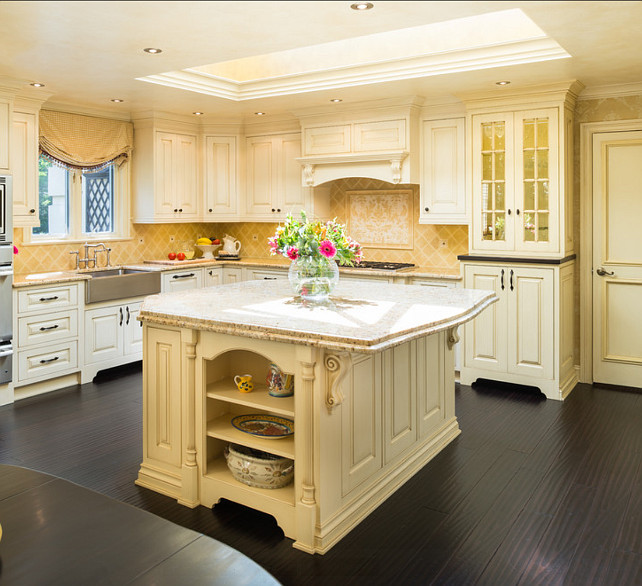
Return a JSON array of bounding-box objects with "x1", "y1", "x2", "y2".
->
[{"x1": 83, "y1": 167, "x2": 114, "y2": 233}]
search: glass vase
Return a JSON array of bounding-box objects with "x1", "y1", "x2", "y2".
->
[{"x1": 288, "y1": 255, "x2": 339, "y2": 302}]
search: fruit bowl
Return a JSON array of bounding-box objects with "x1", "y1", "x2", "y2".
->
[{"x1": 196, "y1": 244, "x2": 221, "y2": 259}]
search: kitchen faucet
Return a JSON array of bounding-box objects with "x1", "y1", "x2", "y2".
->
[{"x1": 70, "y1": 242, "x2": 112, "y2": 269}]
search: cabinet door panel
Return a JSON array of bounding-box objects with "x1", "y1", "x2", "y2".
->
[
  {"x1": 204, "y1": 136, "x2": 237, "y2": 217},
  {"x1": 175, "y1": 134, "x2": 198, "y2": 216},
  {"x1": 463, "y1": 265, "x2": 507, "y2": 372},
  {"x1": 417, "y1": 335, "x2": 445, "y2": 438},
  {"x1": 354, "y1": 119, "x2": 406, "y2": 151},
  {"x1": 508, "y1": 267, "x2": 553, "y2": 378},
  {"x1": 145, "y1": 327, "x2": 182, "y2": 468},
  {"x1": 84, "y1": 306, "x2": 123, "y2": 364},
  {"x1": 246, "y1": 137, "x2": 274, "y2": 214},
  {"x1": 280, "y1": 134, "x2": 305, "y2": 213},
  {"x1": 154, "y1": 132, "x2": 176, "y2": 216},
  {"x1": 342, "y1": 354, "x2": 382, "y2": 495},
  {"x1": 12, "y1": 110, "x2": 39, "y2": 226},
  {"x1": 303, "y1": 125, "x2": 350, "y2": 155},
  {"x1": 123, "y1": 302, "x2": 143, "y2": 357}
]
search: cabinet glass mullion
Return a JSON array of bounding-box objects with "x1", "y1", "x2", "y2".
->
[
  {"x1": 522, "y1": 117, "x2": 550, "y2": 243},
  {"x1": 480, "y1": 121, "x2": 506, "y2": 242}
]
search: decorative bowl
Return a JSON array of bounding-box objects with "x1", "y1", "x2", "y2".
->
[
  {"x1": 196, "y1": 244, "x2": 221, "y2": 259},
  {"x1": 224, "y1": 443, "x2": 294, "y2": 489}
]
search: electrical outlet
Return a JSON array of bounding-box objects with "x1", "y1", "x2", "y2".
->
[
  {"x1": 439, "y1": 239, "x2": 448, "y2": 249},
  {"x1": 169, "y1": 235, "x2": 175, "y2": 242},
  {"x1": 252, "y1": 234, "x2": 258, "y2": 241}
]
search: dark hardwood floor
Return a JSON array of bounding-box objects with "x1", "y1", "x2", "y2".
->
[{"x1": 1, "y1": 364, "x2": 640, "y2": 585}]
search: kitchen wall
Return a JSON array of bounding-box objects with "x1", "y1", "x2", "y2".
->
[{"x1": 13, "y1": 177, "x2": 468, "y2": 273}]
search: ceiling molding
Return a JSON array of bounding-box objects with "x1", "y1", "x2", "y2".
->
[
  {"x1": 137, "y1": 37, "x2": 569, "y2": 102},
  {"x1": 579, "y1": 82, "x2": 642, "y2": 100}
]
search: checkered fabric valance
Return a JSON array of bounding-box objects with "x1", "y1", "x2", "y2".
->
[{"x1": 39, "y1": 110, "x2": 133, "y2": 171}]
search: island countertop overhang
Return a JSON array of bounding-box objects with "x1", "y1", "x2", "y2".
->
[{"x1": 138, "y1": 280, "x2": 497, "y2": 354}]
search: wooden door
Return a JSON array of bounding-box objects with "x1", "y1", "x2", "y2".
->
[{"x1": 592, "y1": 131, "x2": 642, "y2": 387}]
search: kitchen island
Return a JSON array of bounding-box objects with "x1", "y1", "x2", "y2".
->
[{"x1": 136, "y1": 280, "x2": 495, "y2": 554}]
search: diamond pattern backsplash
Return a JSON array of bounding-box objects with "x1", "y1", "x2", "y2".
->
[{"x1": 13, "y1": 178, "x2": 468, "y2": 274}]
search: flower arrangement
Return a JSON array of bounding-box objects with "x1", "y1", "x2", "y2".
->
[{"x1": 268, "y1": 211, "x2": 362, "y2": 266}]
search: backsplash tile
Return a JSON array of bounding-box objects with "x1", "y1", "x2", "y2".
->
[{"x1": 13, "y1": 178, "x2": 468, "y2": 274}]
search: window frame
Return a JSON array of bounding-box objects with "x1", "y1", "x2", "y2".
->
[{"x1": 26, "y1": 157, "x2": 131, "y2": 245}]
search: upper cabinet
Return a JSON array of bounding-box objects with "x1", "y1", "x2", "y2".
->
[
  {"x1": 465, "y1": 83, "x2": 579, "y2": 258},
  {"x1": 11, "y1": 106, "x2": 39, "y2": 227},
  {"x1": 132, "y1": 118, "x2": 199, "y2": 223},
  {"x1": 203, "y1": 135, "x2": 239, "y2": 219},
  {"x1": 245, "y1": 132, "x2": 311, "y2": 220},
  {"x1": 419, "y1": 117, "x2": 466, "y2": 225}
]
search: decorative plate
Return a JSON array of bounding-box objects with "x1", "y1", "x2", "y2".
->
[{"x1": 231, "y1": 414, "x2": 294, "y2": 439}]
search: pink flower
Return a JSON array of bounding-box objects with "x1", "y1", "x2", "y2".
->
[
  {"x1": 287, "y1": 247, "x2": 299, "y2": 260},
  {"x1": 319, "y1": 240, "x2": 336, "y2": 259},
  {"x1": 13, "y1": 245, "x2": 18, "y2": 255}
]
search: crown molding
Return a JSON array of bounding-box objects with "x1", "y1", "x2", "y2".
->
[
  {"x1": 579, "y1": 82, "x2": 642, "y2": 100},
  {"x1": 43, "y1": 100, "x2": 132, "y2": 121}
]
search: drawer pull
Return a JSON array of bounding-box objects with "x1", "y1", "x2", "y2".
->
[
  {"x1": 510, "y1": 269, "x2": 514, "y2": 291},
  {"x1": 40, "y1": 356, "x2": 59, "y2": 364},
  {"x1": 173, "y1": 273, "x2": 195, "y2": 279},
  {"x1": 263, "y1": 277, "x2": 277, "y2": 280},
  {"x1": 39, "y1": 296, "x2": 59, "y2": 302},
  {"x1": 500, "y1": 269, "x2": 505, "y2": 291},
  {"x1": 126, "y1": 306, "x2": 130, "y2": 325},
  {"x1": 39, "y1": 324, "x2": 60, "y2": 331},
  {"x1": 119, "y1": 307, "x2": 123, "y2": 326}
]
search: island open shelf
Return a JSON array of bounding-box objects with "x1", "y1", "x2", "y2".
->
[{"x1": 136, "y1": 280, "x2": 496, "y2": 554}]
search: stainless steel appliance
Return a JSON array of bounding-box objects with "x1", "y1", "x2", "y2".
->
[
  {"x1": 352, "y1": 261, "x2": 415, "y2": 271},
  {"x1": 0, "y1": 175, "x2": 13, "y2": 384}
]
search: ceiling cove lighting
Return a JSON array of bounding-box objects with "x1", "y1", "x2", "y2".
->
[
  {"x1": 143, "y1": 47, "x2": 162, "y2": 54},
  {"x1": 351, "y1": 2, "x2": 374, "y2": 10}
]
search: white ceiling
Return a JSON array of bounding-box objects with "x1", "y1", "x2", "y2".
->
[{"x1": 2, "y1": 1, "x2": 642, "y2": 120}]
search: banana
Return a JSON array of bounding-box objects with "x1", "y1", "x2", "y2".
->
[{"x1": 196, "y1": 237, "x2": 212, "y2": 245}]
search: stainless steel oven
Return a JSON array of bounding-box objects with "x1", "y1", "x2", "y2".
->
[{"x1": 0, "y1": 175, "x2": 13, "y2": 384}]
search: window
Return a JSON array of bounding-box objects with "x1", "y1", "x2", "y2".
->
[{"x1": 32, "y1": 155, "x2": 126, "y2": 242}]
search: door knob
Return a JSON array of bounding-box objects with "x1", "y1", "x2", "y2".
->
[{"x1": 596, "y1": 267, "x2": 615, "y2": 276}]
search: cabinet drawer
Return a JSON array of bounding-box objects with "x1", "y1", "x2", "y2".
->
[
  {"x1": 18, "y1": 309, "x2": 78, "y2": 347},
  {"x1": 354, "y1": 119, "x2": 406, "y2": 152},
  {"x1": 243, "y1": 268, "x2": 288, "y2": 281},
  {"x1": 17, "y1": 340, "x2": 78, "y2": 383},
  {"x1": 17, "y1": 283, "x2": 79, "y2": 314}
]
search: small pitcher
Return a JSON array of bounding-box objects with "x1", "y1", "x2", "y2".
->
[{"x1": 266, "y1": 363, "x2": 294, "y2": 397}]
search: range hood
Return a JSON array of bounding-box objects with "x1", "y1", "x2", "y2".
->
[{"x1": 297, "y1": 150, "x2": 411, "y2": 187}]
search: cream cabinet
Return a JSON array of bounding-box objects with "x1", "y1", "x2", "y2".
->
[
  {"x1": 245, "y1": 133, "x2": 309, "y2": 220},
  {"x1": 460, "y1": 260, "x2": 575, "y2": 400},
  {"x1": 222, "y1": 266, "x2": 243, "y2": 284},
  {"x1": 161, "y1": 267, "x2": 204, "y2": 292},
  {"x1": 470, "y1": 107, "x2": 570, "y2": 256},
  {"x1": 83, "y1": 300, "x2": 143, "y2": 379},
  {"x1": 204, "y1": 266, "x2": 222, "y2": 287},
  {"x1": 132, "y1": 124, "x2": 199, "y2": 223},
  {"x1": 11, "y1": 108, "x2": 39, "y2": 227},
  {"x1": 0, "y1": 94, "x2": 11, "y2": 171},
  {"x1": 419, "y1": 118, "x2": 466, "y2": 224},
  {"x1": 242, "y1": 267, "x2": 288, "y2": 281},
  {"x1": 203, "y1": 135, "x2": 239, "y2": 220},
  {"x1": 14, "y1": 283, "x2": 81, "y2": 386}
]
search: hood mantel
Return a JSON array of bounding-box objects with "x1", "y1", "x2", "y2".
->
[{"x1": 297, "y1": 150, "x2": 409, "y2": 186}]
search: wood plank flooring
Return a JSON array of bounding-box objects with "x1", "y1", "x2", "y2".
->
[{"x1": 1, "y1": 365, "x2": 640, "y2": 585}]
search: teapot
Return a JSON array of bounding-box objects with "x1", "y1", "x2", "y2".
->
[{"x1": 221, "y1": 234, "x2": 241, "y2": 256}]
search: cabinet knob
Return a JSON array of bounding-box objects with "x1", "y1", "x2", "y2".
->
[
  {"x1": 516, "y1": 209, "x2": 520, "y2": 215},
  {"x1": 277, "y1": 208, "x2": 281, "y2": 213},
  {"x1": 173, "y1": 208, "x2": 178, "y2": 212},
  {"x1": 424, "y1": 207, "x2": 429, "y2": 213},
  {"x1": 208, "y1": 208, "x2": 213, "y2": 212},
  {"x1": 508, "y1": 209, "x2": 512, "y2": 215},
  {"x1": 178, "y1": 208, "x2": 183, "y2": 212},
  {"x1": 271, "y1": 208, "x2": 276, "y2": 212},
  {"x1": 29, "y1": 208, "x2": 36, "y2": 214}
]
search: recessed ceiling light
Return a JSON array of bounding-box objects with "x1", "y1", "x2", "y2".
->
[
  {"x1": 351, "y1": 2, "x2": 374, "y2": 10},
  {"x1": 254, "y1": 112, "x2": 266, "y2": 116},
  {"x1": 110, "y1": 99, "x2": 124, "y2": 103},
  {"x1": 143, "y1": 47, "x2": 162, "y2": 54},
  {"x1": 330, "y1": 98, "x2": 343, "y2": 103},
  {"x1": 496, "y1": 80, "x2": 511, "y2": 86},
  {"x1": 193, "y1": 112, "x2": 204, "y2": 116},
  {"x1": 30, "y1": 82, "x2": 45, "y2": 88}
]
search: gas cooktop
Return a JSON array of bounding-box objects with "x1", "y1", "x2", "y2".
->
[{"x1": 351, "y1": 261, "x2": 415, "y2": 271}]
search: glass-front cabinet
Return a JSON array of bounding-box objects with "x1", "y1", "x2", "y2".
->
[{"x1": 471, "y1": 108, "x2": 561, "y2": 255}]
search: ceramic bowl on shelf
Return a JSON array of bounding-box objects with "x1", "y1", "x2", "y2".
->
[
  {"x1": 224, "y1": 443, "x2": 294, "y2": 489},
  {"x1": 196, "y1": 244, "x2": 221, "y2": 259}
]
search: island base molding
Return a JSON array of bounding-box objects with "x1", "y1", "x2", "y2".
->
[{"x1": 137, "y1": 317, "x2": 465, "y2": 553}]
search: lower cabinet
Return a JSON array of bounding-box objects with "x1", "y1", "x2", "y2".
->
[
  {"x1": 204, "y1": 267, "x2": 222, "y2": 287},
  {"x1": 161, "y1": 267, "x2": 204, "y2": 292},
  {"x1": 460, "y1": 260, "x2": 576, "y2": 400},
  {"x1": 83, "y1": 300, "x2": 143, "y2": 380},
  {"x1": 242, "y1": 267, "x2": 288, "y2": 281},
  {"x1": 222, "y1": 266, "x2": 243, "y2": 284}
]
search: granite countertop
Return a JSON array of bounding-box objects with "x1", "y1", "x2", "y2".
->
[
  {"x1": 139, "y1": 280, "x2": 495, "y2": 353},
  {"x1": 13, "y1": 257, "x2": 462, "y2": 287}
]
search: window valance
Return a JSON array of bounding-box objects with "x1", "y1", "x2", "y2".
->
[{"x1": 39, "y1": 110, "x2": 134, "y2": 171}]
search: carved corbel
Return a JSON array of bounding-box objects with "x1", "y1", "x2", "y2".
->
[
  {"x1": 390, "y1": 159, "x2": 402, "y2": 184},
  {"x1": 324, "y1": 352, "x2": 351, "y2": 410},
  {"x1": 303, "y1": 164, "x2": 315, "y2": 186},
  {"x1": 447, "y1": 326, "x2": 460, "y2": 350}
]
